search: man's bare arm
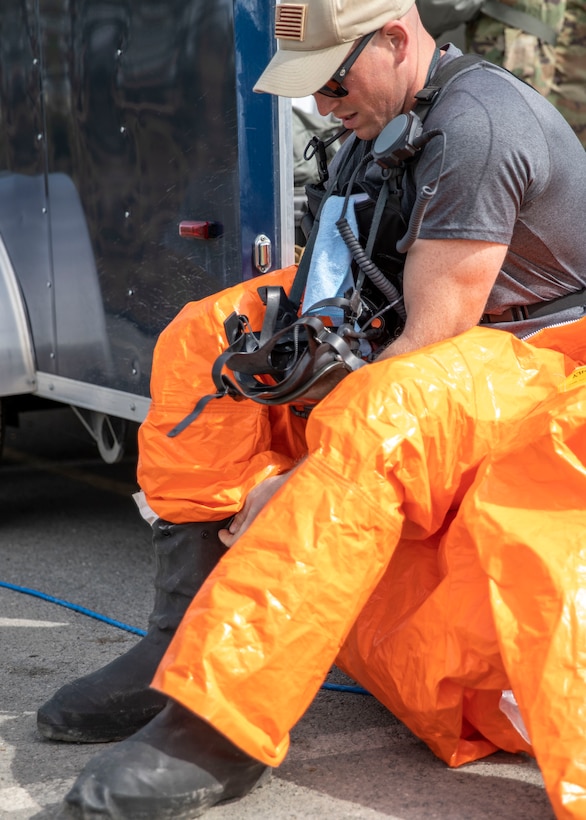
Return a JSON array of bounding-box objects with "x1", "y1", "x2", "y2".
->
[{"x1": 378, "y1": 237, "x2": 509, "y2": 360}]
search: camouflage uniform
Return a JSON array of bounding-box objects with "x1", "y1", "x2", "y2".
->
[
  {"x1": 467, "y1": 0, "x2": 586, "y2": 146},
  {"x1": 548, "y1": 0, "x2": 586, "y2": 146}
]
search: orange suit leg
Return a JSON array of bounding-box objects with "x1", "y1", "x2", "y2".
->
[{"x1": 465, "y1": 382, "x2": 586, "y2": 819}]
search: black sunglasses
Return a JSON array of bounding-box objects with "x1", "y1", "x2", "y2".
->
[{"x1": 317, "y1": 31, "x2": 377, "y2": 98}]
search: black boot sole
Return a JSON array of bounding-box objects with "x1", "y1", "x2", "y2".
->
[
  {"x1": 37, "y1": 652, "x2": 170, "y2": 743},
  {"x1": 37, "y1": 696, "x2": 167, "y2": 743}
]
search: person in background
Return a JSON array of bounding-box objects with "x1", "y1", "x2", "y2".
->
[
  {"x1": 545, "y1": 0, "x2": 586, "y2": 146},
  {"x1": 292, "y1": 100, "x2": 343, "y2": 248},
  {"x1": 418, "y1": 0, "x2": 586, "y2": 146}
]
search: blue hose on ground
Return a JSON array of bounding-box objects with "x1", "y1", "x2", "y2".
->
[
  {"x1": 0, "y1": 579, "x2": 147, "y2": 637},
  {"x1": 0, "y1": 579, "x2": 371, "y2": 695}
]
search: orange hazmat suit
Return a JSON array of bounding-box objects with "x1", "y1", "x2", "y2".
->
[{"x1": 137, "y1": 268, "x2": 586, "y2": 819}]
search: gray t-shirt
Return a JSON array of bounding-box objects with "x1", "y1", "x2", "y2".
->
[
  {"x1": 331, "y1": 45, "x2": 586, "y2": 337},
  {"x1": 411, "y1": 45, "x2": 586, "y2": 335}
]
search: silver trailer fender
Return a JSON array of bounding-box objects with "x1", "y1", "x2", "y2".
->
[{"x1": 0, "y1": 234, "x2": 36, "y2": 398}]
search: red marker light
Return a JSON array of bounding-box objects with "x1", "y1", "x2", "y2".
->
[{"x1": 178, "y1": 220, "x2": 223, "y2": 240}]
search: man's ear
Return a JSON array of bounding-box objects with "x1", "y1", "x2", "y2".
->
[{"x1": 381, "y1": 20, "x2": 409, "y2": 58}]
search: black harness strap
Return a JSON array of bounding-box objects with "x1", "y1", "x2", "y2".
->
[
  {"x1": 210, "y1": 311, "x2": 366, "y2": 406},
  {"x1": 482, "y1": 286, "x2": 586, "y2": 323},
  {"x1": 412, "y1": 53, "x2": 485, "y2": 114},
  {"x1": 167, "y1": 294, "x2": 365, "y2": 436}
]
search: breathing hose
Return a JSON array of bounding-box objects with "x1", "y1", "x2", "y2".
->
[
  {"x1": 396, "y1": 184, "x2": 435, "y2": 254},
  {"x1": 396, "y1": 129, "x2": 446, "y2": 254},
  {"x1": 336, "y1": 216, "x2": 407, "y2": 320}
]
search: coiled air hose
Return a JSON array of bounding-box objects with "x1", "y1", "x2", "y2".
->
[{"x1": 336, "y1": 215, "x2": 407, "y2": 320}]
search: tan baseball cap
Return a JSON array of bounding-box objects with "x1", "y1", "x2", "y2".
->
[{"x1": 254, "y1": 0, "x2": 416, "y2": 98}]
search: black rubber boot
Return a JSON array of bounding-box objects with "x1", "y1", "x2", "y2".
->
[
  {"x1": 37, "y1": 518, "x2": 229, "y2": 743},
  {"x1": 58, "y1": 699, "x2": 270, "y2": 819}
]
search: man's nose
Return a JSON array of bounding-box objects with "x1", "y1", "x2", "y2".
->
[{"x1": 313, "y1": 93, "x2": 338, "y2": 117}]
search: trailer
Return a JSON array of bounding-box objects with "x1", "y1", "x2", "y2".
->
[{"x1": 0, "y1": 0, "x2": 294, "y2": 461}]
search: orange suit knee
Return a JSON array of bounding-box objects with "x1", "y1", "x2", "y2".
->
[{"x1": 137, "y1": 266, "x2": 305, "y2": 523}]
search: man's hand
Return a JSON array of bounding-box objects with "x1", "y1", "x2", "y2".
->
[{"x1": 218, "y1": 472, "x2": 293, "y2": 548}]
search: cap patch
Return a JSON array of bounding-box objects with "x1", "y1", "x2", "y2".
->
[{"x1": 275, "y1": 4, "x2": 307, "y2": 41}]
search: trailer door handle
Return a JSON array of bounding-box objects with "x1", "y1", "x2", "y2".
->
[{"x1": 254, "y1": 234, "x2": 272, "y2": 273}]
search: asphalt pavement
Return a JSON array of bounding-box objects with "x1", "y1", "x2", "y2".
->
[{"x1": 0, "y1": 406, "x2": 555, "y2": 819}]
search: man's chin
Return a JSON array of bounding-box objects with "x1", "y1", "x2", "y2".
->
[{"x1": 352, "y1": 124, "x2": 381, "y2": 141}]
